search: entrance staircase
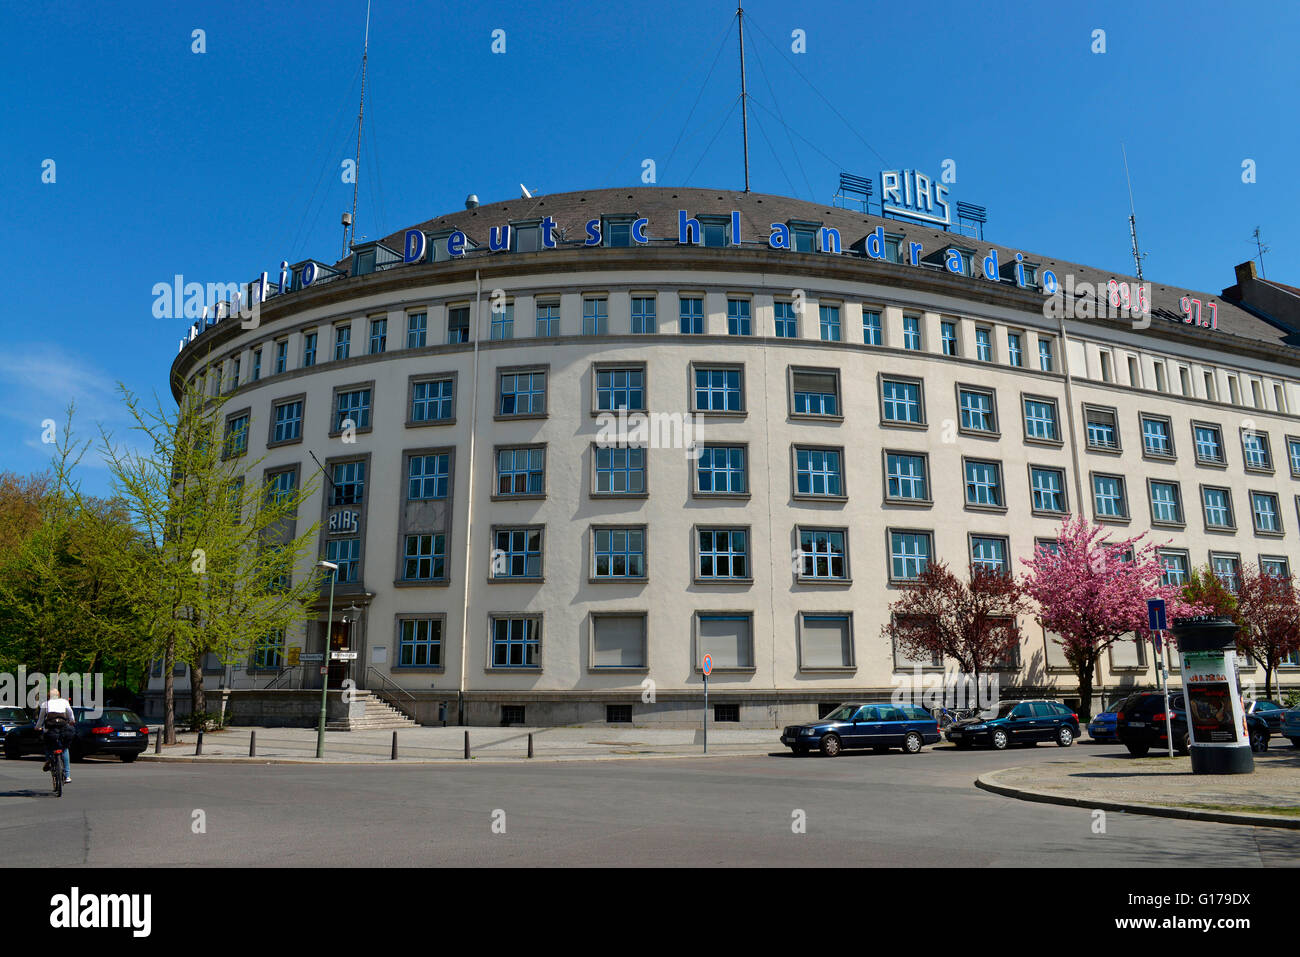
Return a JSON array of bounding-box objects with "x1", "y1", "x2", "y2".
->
[{"x1": 325, "y1": 691, "x2": 418, "y2": 731}]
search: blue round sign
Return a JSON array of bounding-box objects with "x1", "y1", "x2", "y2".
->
[{"x1": 702, "y1": 654, "x2": 713, "y2": 676}]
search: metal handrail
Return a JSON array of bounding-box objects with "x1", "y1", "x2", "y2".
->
[
  {"x1": 261, "y1": 665, "x2": 294, "y2": 690},
  {"x1": 365, "y1": 667, "x2": 416, "y2": 720}
]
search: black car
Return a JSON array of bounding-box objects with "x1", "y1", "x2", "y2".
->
[
  {"x1": 0, "y1": 707, "x2": 30, "y2": 745},
  {"x1": 944, "y1": 699, "x2": 1080, "y2": 750},
  {"x1": 2, "y1": 707, "x2": 150, "y2": 762},
  {"x1": 1243, "y1": 698, "x2": 1288, "y2": 732},
  {"x1": 1115, "y1": 692, "x2": 1270, "y2": 756},
  {"x1": 780, "y1": 703, "x2": 940, "y2": 756}
]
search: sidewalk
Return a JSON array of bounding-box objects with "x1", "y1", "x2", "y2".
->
[
  {"x1": 977, "y1": 749, "x2": 1300, "y2": 829},
  {"x1": 141, "y1": 725, "x2": 782, "y2": 764}
]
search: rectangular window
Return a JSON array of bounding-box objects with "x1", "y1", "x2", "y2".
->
[
  {"x1": 272, "y1": 399, "x2": 303, "y2": 444},
  {"x1": 408, "y1": 453, "x2": 450, "y2": 500},
  {"x1": 1262, "y1": 557, "x2": 1290, "y2": 579},
  {"x1": 496, "y1": 447, "x2": 545, "y2": 497},
  {"x1": 794, "y1": 447, "x2": 844, "y2": 497},
  {"x1": 903, "y1": 315, "x2": 921, "y2": 350},
  {"x1": 774, "y1": 301, "x2": 798, "y2": 338},
  {"x1": 498, "y1": 369, "x2": 547, "y2": 416},
  {"x1": 1252, "y1": 491, "x2": 1282, "y2": 534},
  {"x1": 595, "y1": 367, "x2": 645, "y2": 412},
  {"x1": 630, "y1": 296, "x2": 655, "y2": 334},
  {"x1": 975, "y1": 327, "x2": 992, "y2": 361},
  {"x1": 727, "y1": 299, "x2": 752, "y2": 336},
  {"x1": 862, "y1": 308, "x2": 881, "y2": 345},
  {"x1": 970, "y1": 536, "x2": 1008, "y2": 572},
  {"x1": 491, "y1": 529, "x2": 542, "y2": 580},
  {"x1": 1242, "y1": 429, "x2": 1273, "y2": 471},
  {"x1": 1141, "y1": 415, "x2": 1174, "y2": 457},
  {"x1": 1211, "y1": 554, "x2": 1241, "y2": 594},
  {"x1": 693, "y1": 366, "x2": 743, "y2": 412},
  {"x1": 818, "y1": 304, "x2": 841, "y2": 342},
  {"x1": 411, "y1": 377, "x2": 454, "y2": 423},
  {"x1": 251, "y1": 631, "x2": 285, "y2": 671},
  {"x1": 1288, "y1": 437, "x2": 1300, "y2": 478},
  {"x1": 275, "y1": 340, "x2": 288, "y2": 374},
  {"x1": 491, "y1": 303, "x2": 515, "y2": 340},
  {"x1": 406, "y1": 312, "x2": 427, "y2": 348},
  {"x1": 799, "y1": 615, "x2": 853, "y2": 671},
  {"x1": 679, "y1": 296, "x2": 703, "y2": 335},
  {"x1": 267, "y1": 469, "x2": 297, "y2": 506},
  {"x1": 224, "y1": 413, "x2": 249, "y2": 458},
  {"x1": 592, "y1": 616, "x2": 646, "y2": 669},
  {"x1": 594, "y1": 445, "x2": 645, "y2": 495},
  {"x1": 798, "y1": 527, "x2": 847, "y2": 581},
  {"x1": 791, "y1": 370, "x2": 839, "y2": 416},
  {"x1": 491, "y1": 616, "x2": 540, "y2": 668},
  {"x1": 330, "y1": 461, "x2": 365, "y2": 506},
  {"x1": 881, "y1": 378, "x2": 923, "y2": 425},
  {"x1": 335, "y1": 325, "x2": 351, "y2": 361},
  {"x1": 1202, "y1": 486, "x2": 1234, "y2": 529},
  {"x1": 696, "y1": 528, "x2": 749, "y2": 580},
  {"x1": 1039, "y1": 337, "x2": 1054, "y2": 372},
  {"x1": 697, "y1": 614, "x2": 753, "y2": 670},
  {"x1": 302, "y1": 333, "x2": 317, "y2": 368},
  {"x1": 251, "y1": 348, "x2": 262, "y2": 381},
  {"x1": 324, "y1": 537, "x2": 360, "y2": 583},
  {"x1": 1092, "y1": 474, "x2": 1128, "y2": 519},
  {"x1": 1085, "y1": 407, "x2": 1119, "y2": 451},
  {"x1": 1149, "y1": 481, "x2": 1183, "y2": 525},
  {"x1": 1022, "y1": 397, "x2": 1059, "y2": 442},
  {"x1": 368, "y1": 318, "x2": 387, "y2": 354},
  {"x1": 535, "y1": 301, "x2": 559, "y2": 337},
  {"x1": 964, "y1": 459, "x2": 1004, "y2": 508},
  {"x1": 398, "y1": 618, "x2": 443, "y2": 667},
  {"x1": 582, "y1": 297, "x2": 608, "y2": 336},
  {"x1": 1194, "y1": 424, "x2": 1225, "y2": 465},
  {"x1": 940, "y1": 321, "x2": 957, "y2": 356},
  {"x1": 447, "y1": 306, "x2": 470, "y2": 343},
  {"x1": 592, "y1": 527, "x2": 646, "y2": 579},
  {"x1": 1098, "y1": 351, "x2": 1113, "y2": 383},
  {"x1": 696, "y1": 446, "x2": 747, "y2": 495},
  {"x1": 959, "y1": 388, "x2": 997, "y2": 434},
  {"x1": 1030, "y1": 467, "x2": 1066, "y2": 514},
  {"x1": 1158, "y1": 550, "x2": 1189, "y2": 588},
  {"x1": 334, "y1": 387, "x2": 372, "y2": 431},
  {"x1": 885, "y1": 452, "x2": 928, "y2": 501},
  {"x1": 1007, "y1": 332, "x2": 1023, "y2": 367},
  {"x1": 230, "y1": 358, "x2": 240, "y2": 391},
  {"x1": 890, "y1": 530, "x2": 931, "y2": 581},
  {"x1": 403, "y1": 534, "x2": 447, "y2": 581}
]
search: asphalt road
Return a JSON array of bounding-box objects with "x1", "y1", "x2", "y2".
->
[{"x1": 2, "y1": 743, "x2": 1296, "y2": 866}]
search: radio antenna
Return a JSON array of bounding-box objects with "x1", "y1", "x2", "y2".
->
[
  {"x1": 1121, "y1": 144, "x2": 1145, "y2": 281},
  {"x1": 1251, "y1": 226, "x2": 1269, "y2": 278},
  {"x1": 346, "y1": 0, "x2": 371, "y2": 256},
  {"x1": 738, "y1": 5, "x2": 751, "y2": 192}
]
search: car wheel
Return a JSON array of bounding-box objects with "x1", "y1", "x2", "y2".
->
[
  {"x1": 1175, "y1": 731, "x2": 1190, "y2": 756},
  {"x1": 1056, "y1": 726, "x2": 1074, "y2": 747},
  {"x1": 120, "y1": 753, "x2": 138, "y2": 763},
  {"x1": 1289, "y1": 737, "x2": 1299, "y2": 749},
  {"x1": 991, "y1": 729, "x2": 1009, "y2": 750},
  {"x1": 1126, "y1": 742, "x2": 1150, "y2": 757},
  {"x1": 819, "y1": 733, "x2": 842, "y2": 757},
  {"x1": 1250, "y1": 730, "x2": 1267, "y2": 753},
  {"x1": 902, "y1": 731, "x2": 923, "y2": 754}
]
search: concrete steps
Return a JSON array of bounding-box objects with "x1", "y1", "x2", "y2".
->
[{"x1": 326, "y1": 692, "x2": 418, "y2": 731}]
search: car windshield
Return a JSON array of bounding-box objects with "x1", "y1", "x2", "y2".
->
[
  {"x1": 0, "y1": 707, "x2": 28, "y2": 722},
  {"x1": 77, "y1": 709, "x2": 142, "y2": 728},
  {"x1": 822, "y1": 705, "x2": 858, "y2": 722}
]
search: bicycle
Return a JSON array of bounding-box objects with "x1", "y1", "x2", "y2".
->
[{"x1": 49, "y1": 743, "x2": 65, "y2": 797}]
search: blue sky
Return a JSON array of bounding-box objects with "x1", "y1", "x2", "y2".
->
[{"x1": 4, "y1": 0, "x2": 1297, "y2": 495}]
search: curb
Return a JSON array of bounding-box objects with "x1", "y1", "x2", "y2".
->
[
  {"x1": 138, "y1": 748, "x2": 777, "y2": 766},
  {"x1": 976, "y1": 767, "x2": 1300, "y2": 830}
]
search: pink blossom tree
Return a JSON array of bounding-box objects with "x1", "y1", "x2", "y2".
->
[{"x1": 1020, "y1": 516, "x2": 1203, "y2": 723}]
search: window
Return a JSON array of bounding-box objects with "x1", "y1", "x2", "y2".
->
[
  {"x1": 881, "y1": 377, "x2": 924, "y2": 425},
  {"x1": 403, "y1": 534, "x2": 447, "y2": 581},
  {"x1": 862, "y1": 308, "x2": 881, "y2": 345},
  {"x1": 696, "y1": 446, "x2": 747, "y2": 495},
  {"x1": 592, "y1": 527, "x2": 646, "y2": 579},
  {"x1": 595, "y1": 367, "x2": 645, "y2": 412},
  {"x1": 490, "y1": 616, "x2": 540, "y2": 668},
  {"x1": 1288, "y1": 437, "x2": 1300, "y2": 478},
  {"x1": 275, "y1": 340, "x2": 288, "y2": 374},
  {"x1": 334, "y1": 324, "x2": 351, "y2": 361},
  {"x1": 1261, "y1": 557, "x2": 1290, "y2": 579},
  {"x1": 298, "y1": 332, "x2": 315, "y2": 369},
  {"x1": 1242, "y1": 429, "x2": 1273, "y2": 471},
  {"x1": 885, "y1": 452, "x2": 928, "y2": 502},
  {"x1": 791, "y1": 369, "x2": 840, "y2": 416},
  {"x1": 1029, "y1": 467, "x2": 1067, "y2": 514},
  {"x1": 728, "y1": 299, "x2": 752, "y2": 336},
  {"x1": 1092, "y1": 474, "x2": 1128, "y2": 519},
  {"x1": 1148, "y1": 480, "x2": 1183, "y2": 525},
  {"x1": 902, "y1": 315, "x2": 921, "y2": 350},
  {"x1": 1159, "y1": 550, "x2": 1189, "y2": 587},
  {"x1": 964, "y1": 459, "x2": 1004, "y2": 508},
  {"x1": 1127, "y1": 356, "x2": 1140, "y2": 387},
  {"x1": 975, "y1": 327, "x2": 992, "y2": 362},
  {"x1": 1141, "y1": 415, "x2": 1174, "y2": 458},
  {"x1": 1211, "y1": 553, "x2": 1241, "y2": 594},
  {"x1": 1202, "y1": 486, "x2": 1234, "y2": 529},
  {"x1": 883, "y1": 233, "x2": 903, "y2": 264},
  {"x1": 411, "y1": 377, "x2": 454, "y2": 423},
  {"x1": 679, "y1": 296, "x2": 703, "y2": 334},
  {"x1": 1007, "y1": 332, "x2": 1023, "y2": 367},
  {"x1": 794, "y1": 447, "x2": 844, "y2": 498},
  {"x1": 266, "y1": 469, "x2": 297, "y2": 506},
  {"x1": 604, "y1": 217, "x2": 634, "y2": 247},
  {"x1": 594, "y1": 445, "x2": 645, "y2": 495},
  {"x1": 408, "y1": 453, "x2": 450, "y2": 500},
  {"x1": 1251, "y1": 491, "x2": 1282, "y2": 534},
  {"x1": 970, "y1": 536, "x2": 1008, "y2": 572},
  {"x1": 1098, "y1": 350, "x2": 1113, "y2": 383},
  {"x1": 958, "y1": 387, "x2": 997, "y2": 434},
  {"x1": 797, "y1": 528, "x2": 848, "y2": 581},
  {"x1": 889, "y1": 530, "x2": 931, "y2": 581},
  {"x1": 940, "y1": 321, "x2": 957, "y2": 356},
  {"x1": 324, "y1": 537, "x2": 360, "y2": 583},
  {"x1": 582, "y1": 297, "x2": 607, "y2": 336},
  {"x1": 535, "y1": 300, "x2": 560, "y2": 337},
  {"x1": 818, "y1": 304, "x2": 841, "y2": 341},
  {"x1": 490, "y1": 303, "x2": 514, "y2": 340},
  {"x1": 447, "y1": 306, "x2": 470, "y2": 343},
  {"x1": 696, "y1": 528, "x2": 749, "y2": 580},
  {"x1": 398, "y1": 618, "x2": 442, "y2": 668},
  {"x1": 406, "y1": 312, "x2": 427, "y2": 348},
  {"x1": 368, "y1": 318, "x2": 387, "y2": 354},
  {"x1": 1084, "y1": 406, "x2": 1119, "y2": 451},
  {"x1": 333, "y1": 387, "x2": 372, "y2": 432},
  {"x1": 491, "y1": 529, "x2": 543, "y2": 580},
  {"x1": 251, "y1": 631, "x2": 284, "y2": 671},
  {"x1": 498, "y1": 369, "x2": 546, "y2": 417},
  {"x1": 693, "y1": 366, "x2": 743, "y2": 413},
  {"x1": 696, "y1": 614, "x2": 753, "y2": 670},
  {"x1": 774, "y1": 301, "x2": 798, "y2": 338},
  {"x1": 592, "y1": 616, "x2": 646, "y2": 669},
  {"x1": 330, "y1": 461, "x2": 365, "y2": 506},
  {"x1": 271, "y1": 398, "x2": 303, "y2": 444},
  {"x1": 251, "y1": 348, "x2": 262, "y2": 381},
  {"x1": 630, "y1": 296, "x2": 655, "y2": 334},
  {"x1": 224, "y1": 413, "x2": 249, "y2": 458},
  {"x1": 496, "y1": 447, "x2": 545, "y2": 497},
  {"x1": 229, "y1": 358, "x2": 240, "y2": 391},
  {"x1": 799, "y1": 614, "x2": 853, "y2": 670},
  {"x1": 1038, "y1": 337, "x2": 1054, "y2": 372},
  {"x1": 1022, "y1": 396, "x2": 1059, "y2": 442},
  {"x1": 1193, "y1": 423, "x2": 1225, "y2": 465}
]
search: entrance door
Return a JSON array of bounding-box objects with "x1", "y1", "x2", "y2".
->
[{"x1": 327, "y1": 620, "x2": 349, "y2": 688}]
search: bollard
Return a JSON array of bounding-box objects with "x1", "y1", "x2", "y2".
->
[
  {"x1": 391, "y1": 730, "x2": 398, "y2": 761},
  {"x1": 527, "y1": 732, "x2": 534, "y2": 758},
  {"x1": 464, "y1": 730, "x2": 470, "y2": 760},
  {"x1": 154, "y1": 728, "x2": 162, "y2": 754},
  {"x1": 249, "y1": 730, "x2": 256, "y2": 758},
  {"x1": 195, "y1": 730, "x2": 204, "y2": 756}
]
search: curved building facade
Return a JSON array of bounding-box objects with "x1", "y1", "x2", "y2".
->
[{"x1": 157, "y1": 187, "x2": 1300, "y2": 725}]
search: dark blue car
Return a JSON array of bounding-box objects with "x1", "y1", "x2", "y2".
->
[
  {"x1": 1087, "y1": 698, "x2": 1132, "y2": 743},
  {"x1": 0, "y1": 707, "x2": 29, "y2": 746},
  {"x1": 781, "y1": 703, "x2": 940, "y2": 757},
  {"x1": 944, "y1": 699, "x2": 1080, "y2": 750}
]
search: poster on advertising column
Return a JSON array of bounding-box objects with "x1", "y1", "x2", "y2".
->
[{"x1": 1182, "y1": 650, "x2": 1244, "y2": 745}]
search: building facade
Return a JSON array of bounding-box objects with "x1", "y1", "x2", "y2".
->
[{"x1": 152, "y1": 187, "x2": 1300, "y2": 726}]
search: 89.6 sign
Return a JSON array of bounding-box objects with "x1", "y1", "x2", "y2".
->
[{"x1": 1106, "y1": 278, "x2": 1149, "y2": 315}]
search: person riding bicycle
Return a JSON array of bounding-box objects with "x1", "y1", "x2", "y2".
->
[{"x1": 35, "y1": 688, "x2": 75, "y2": 784}]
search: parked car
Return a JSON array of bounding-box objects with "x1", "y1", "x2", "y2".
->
[
  {"x1": 1086, "y1": 699, "x2": 1130, "y2": 743},
  {"x1": 1115, "y1": 692, "x2": 1271, "y2": 755},
  {"x1": 944, "y1": 699, "x2": 1080, "y2": 750},
  {"x1": 1283, "y1": 707, "x2": 1300, "y2": 748},
  {"x1": 2, "y1": 707, "x2": 150, "y2": 762},
  {"x1": 780, "y1": 703, "x2": 940, "y2": 756},
  {"x1": 1242, "y1": 698, "x2": 1288, "y2": 732},
  {"x1": 0, "y1": 707, "x2": 30, "y2": 746}
]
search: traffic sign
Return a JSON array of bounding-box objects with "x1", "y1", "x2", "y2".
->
[
  {"x1": 301, "y1": 653, "x2": 325, "y2": 662},
  {"x1": 702, "y1": 654, "x2": 713, "y2": 677},
  {"x1": 1147, "y1": 598, "x2": 1167, "y2": 632},
  {"x1": 330, "y1": 651, "x2": 358, "y2": 661},
  {"x1": 318, "y1": 666, "x2": 328, "y2": 676}
]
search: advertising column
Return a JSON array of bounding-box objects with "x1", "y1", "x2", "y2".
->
[{"x1": 1171, "y1": 616, "x2": 1253, "y2": 774}]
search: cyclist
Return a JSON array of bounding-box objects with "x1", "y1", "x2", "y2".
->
[{"x1": 35, "y1": 688, "x2": 75, "y2": 784}]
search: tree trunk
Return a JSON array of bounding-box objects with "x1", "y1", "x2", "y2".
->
[
  {"x1": 1076, "y1": 654, "x2": 1096, "y2": 725},
  {"x1": 191, "y1": 660, "x2": 206, "y2": 728},
  {"x1": 973, "y1": 664, "x2": 982, "y2": 709},
  {"x1": 163, "y1": 636, "x2": 176, "y2": 746},
  {"x1": 1263, "y1": 657, "x2": 1273, "y2": 701}
]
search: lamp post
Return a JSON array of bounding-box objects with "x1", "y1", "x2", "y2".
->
[
  {"x1": 346, "y1": 603, "x2": 361, "y2": 690},
  {"x1": 316, "y1": 560, "x2": 339, "y2": 759}
]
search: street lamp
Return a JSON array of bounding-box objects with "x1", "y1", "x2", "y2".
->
[
  {"x1": 346, "y1": 603, "x2": 361, "y2": 690},
  {"x1": 316, "y1": 560, "x2": 339, "y2": 759}
]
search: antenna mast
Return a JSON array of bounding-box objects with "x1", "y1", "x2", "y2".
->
[
  {"x1": 1121, "y1": 144, "x2": 1144, "y2": 281},
  {"x1": 347, "y1": 0, "x2": 371, "y2": 255},
  {"x1": 1252, "y1": 226, "x2": 1269, "y2": 278},
  {"x1": 738, "y1": 5, "x2": 750, "y2": 193}
]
